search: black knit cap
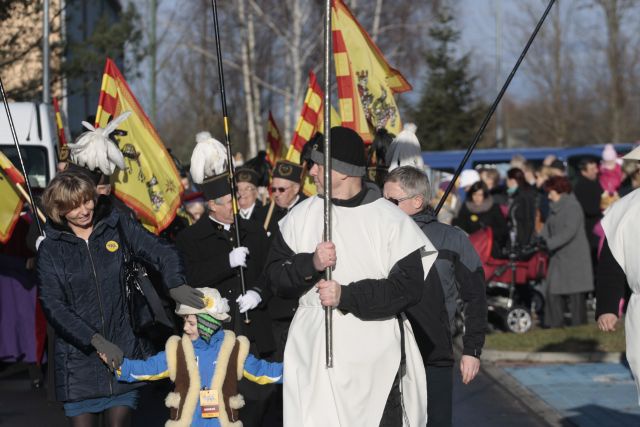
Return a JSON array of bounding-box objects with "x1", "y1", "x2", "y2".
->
[
  {"x1": 272, "y1": 160, "x2": 303, "y2": 183},
  {"x1": 310, "y1": 126, "x2": 366, "y2": 177},
  {"x1": 235, "y1": 168, "x2": 259, "y2": 187},
  {"x1": 198, "y1": 173, "x2": 231, "y2": 200}
]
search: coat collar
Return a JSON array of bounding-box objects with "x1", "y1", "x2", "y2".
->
[
  {"x1": 549, "y1": 192, "x2": 574, "y2": 213},
  {"x1": 411, "y1": 208, "x2": 438, "y2": 226},
  {"x1": 190, "y1": 215, "x2": 249, "y2": 241}
]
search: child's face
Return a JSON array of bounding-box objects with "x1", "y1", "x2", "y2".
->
[{"x1": 183, "y1": 315, "x2": 199, "y2": 341}]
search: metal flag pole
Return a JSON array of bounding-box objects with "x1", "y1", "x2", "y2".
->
[
  {"x1": 0, "y1": 76, "x2": 44, "y2": 236},
  {"x1": 210, "y1": 0, "x2": 250, "y2": 324},
  {"x1": 435, "y1": 0, "x2": 556, "y2": 215},
  {"x1": 323, "y1": 0, "x2": 333, "y2": 369}
]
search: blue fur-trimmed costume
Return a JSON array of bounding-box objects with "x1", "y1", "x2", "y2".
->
[{"x1": 116, "y1": 329, "x2": 282, "y2": 426}]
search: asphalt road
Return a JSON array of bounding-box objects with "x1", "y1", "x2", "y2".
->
[
  {"x1": 0, "y1": 361, "x2": 552, "y2": 427},
  {"x1": 452, "y1": 362, "x2": 553, "y2": 427}
]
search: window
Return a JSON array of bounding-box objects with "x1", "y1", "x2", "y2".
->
[{"x1": 0, "y1": 145, "x2": 50, "y2": 188}]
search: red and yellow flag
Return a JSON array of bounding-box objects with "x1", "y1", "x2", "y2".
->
[
  {"x1": 332, "y1": 0, "x2": 410, "y2": 143},
  {"x1": 0, "y1": 151, "x2": 25, "y2": 243},
  {"x1": 95, "y1": 58, "x2": 182, "y2": 233},
  {"x1": 52, "y1": 98, "x2": 69, "y2": 162},
  {"x1": 287, "y1": 70, "x2": 341, "y2": 164},
  {"x1": 266, "y1": 111, "x2": 286, "y2": 166},
  {"x1": 287, "y1": 71, "x2": 341, "y2": 196}
]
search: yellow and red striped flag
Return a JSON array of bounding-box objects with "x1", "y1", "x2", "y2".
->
[
  {"x1": 287, "y1": 71, "x2": 341, "y2": 196},
  {"x1": 95, "y1": 58, "x2": 182, "y2": 233},
  {"x1": 332, "y1": 0, "x2": 411, "y2": 143},
  {"x1": 0, "y1": 151, "x2": 25, "y2": 243},
  {"x1": 52, "y1": 98, "x2": 69, "y2": 161},
  {"x1": 266, "y1": 111, "x2": 286, "y2": 166},
  {"x1": 287, "y1": 70, "x2": 341, "y2": 164}
]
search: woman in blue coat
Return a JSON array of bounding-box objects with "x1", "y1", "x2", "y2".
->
[{"x1": 37, "y1": 170, "x2": 204, "y2": 426}]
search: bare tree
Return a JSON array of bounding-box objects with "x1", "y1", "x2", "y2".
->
[
  {"x1": 507, "y1": 0, "x2": 580, "y2": 146},
  {"x1": 156, "y1": 1, "x2": 435, "y2": 161},
  {"x1": 592, "y1": 0, "x2": 636, "y2": 142}
]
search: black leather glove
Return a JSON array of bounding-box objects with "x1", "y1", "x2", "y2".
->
[
  {"x1": 91, "y1": 334, "x2": 123, "y2": 371},
  {"x1": 169, "y1": 285, "x2": 205, "y2": 309}
]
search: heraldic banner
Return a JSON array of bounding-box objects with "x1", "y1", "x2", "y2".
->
[
  {"x1": 95, "y1": 58, "x2": 182, "y2": 233},
  {"x1": 332, "y1": 0, "x2": 411, "y2": 143}
]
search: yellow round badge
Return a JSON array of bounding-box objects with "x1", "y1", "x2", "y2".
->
[
  {"x1": 106, "y1": 240, "x2": 119, "y2": 252},
  {"x1": 470, "y1": 214, "x2": 479, "y2": 222}
]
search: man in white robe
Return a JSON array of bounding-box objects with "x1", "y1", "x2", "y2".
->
[
  {"x1": 596, "y1": 146, "x2": 640, "y2": 404},
  {"x1": 265, "y1": 127, "x2": 437, "y2": 427}
]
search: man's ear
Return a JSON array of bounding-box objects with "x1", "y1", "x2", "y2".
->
[
  {"x1": 207, "y1": 200, "x2": 216, "y2": 212},
  {"x1": 413, "y1": 195, "x2": 425, "y2": 210}
]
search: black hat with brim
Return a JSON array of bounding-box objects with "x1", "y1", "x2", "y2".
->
[
  {"x1": 198, "y1": 173, "x2": 231, "y2": 200},
  {"x1": 310, "y1": 126, "x2": 366, "y2": 177},
  {"x1": 235, "y1": 168, "x2": 259, "y2": 187},
  {"x1": 272, "y1": 161, "x2": 303, "y2": 183}
]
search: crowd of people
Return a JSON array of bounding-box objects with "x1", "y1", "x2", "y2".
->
[
  {"x1": 7, "y1": 111, "x2": 640, "y2": 427},
  {"x1": 10, "y1": 121, "x2": 492, "y2": 427},
  {"x1": 434, "y1": 144, "x2": 640, "y2": 329}
]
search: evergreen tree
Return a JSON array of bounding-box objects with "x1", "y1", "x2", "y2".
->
[{"x1": 414, "y1": 10, "x2": 484, "y2": 151}]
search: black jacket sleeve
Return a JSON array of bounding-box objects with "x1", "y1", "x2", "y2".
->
[
  {"x1": 37, "y1": 244, "x2": 97, "y2": 350},
  {"x1": 337, "y1": 249, "x2": 424, "y2": 320},
  {"x1": 455, "y1": 234, "x2": 487, "y2": 357},
  {"x1": 595, "y1": 238, "x2": 627, "y2": 318},
  {"x1": 265, "y1": 229, "x2": 323, "y2": 299},
  {"x1": 119, "y1": 212, "x2": 186, "y2": 289}
]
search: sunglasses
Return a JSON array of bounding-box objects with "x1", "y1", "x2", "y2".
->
[
  {"x1": 386, "y1": 195, "x2": 414, "y2": 205},
  {"x1": 271, "y1": 186, "x2": 291, "y2": 193}
]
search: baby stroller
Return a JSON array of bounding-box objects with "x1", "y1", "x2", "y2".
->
[{"x1": 469, "y1": 227, "x2": 548, "y2": 333}]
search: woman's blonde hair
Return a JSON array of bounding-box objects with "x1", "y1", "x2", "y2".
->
[{"x1": 42, "y1": 171, "x2": 97, "y2": 224}]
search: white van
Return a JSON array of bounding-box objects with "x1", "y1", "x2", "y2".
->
[{"x1": 0, "y1": 102, "x2": 58, "y2": 189}]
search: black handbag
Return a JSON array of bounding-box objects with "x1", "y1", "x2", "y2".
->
[{"x1": 118, "y1": 222, "x2": 174, "y2": 335}]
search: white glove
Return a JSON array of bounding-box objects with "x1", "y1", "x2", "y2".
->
[
  {"x1": 35, "y1": 234, "x2": 46, "y2": 251},
  {"x1": 229, "y1": 246, "x2": 250, "y2": 268},
  {"x1": 236, "y1": 290, "x2": 262, "y2": 313}
]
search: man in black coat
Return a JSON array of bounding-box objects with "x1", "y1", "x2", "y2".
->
[
  {"x1": 573, "y1": 158, "x2": 603, "y2": 266},
  {"x1": 175, "y1": 172, "x2": 275, "y2": 427},
  {"x1": 175, "y1": 173, "x2": 273, "y2": 354}
]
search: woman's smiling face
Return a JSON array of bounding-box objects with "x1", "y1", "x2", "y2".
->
[{"x1": 64, "y1": 199, "x2": 95, "y2": 228}]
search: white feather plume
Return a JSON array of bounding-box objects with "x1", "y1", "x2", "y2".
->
[
  {"x1": 69, "y1": 112, "x2": 130, "y2": 175},
  {"x1": 386, "y1": 122, "x2": 424, "y2": 172},
  {"x1": 190, "y1": 132, "x2": 227, "y2": 184}
]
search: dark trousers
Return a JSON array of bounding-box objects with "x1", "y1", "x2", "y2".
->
[
  {"x1": 545, "y1": 292, "x2": 587, "y2": 328},
  {"x1": 379, "y1": 371, "x2": 402, "y2": 427},
  {"x1": 426, "y1": 365, "x2": 453, "y2": 427}
]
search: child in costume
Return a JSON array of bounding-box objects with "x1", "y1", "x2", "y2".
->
[{"x1": 99, "y1": 288, "x2": 282, "y2": 427}]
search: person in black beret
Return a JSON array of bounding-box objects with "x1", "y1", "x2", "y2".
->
[
  {"x1": 264, "y1": 126, "x2": 436, "y2": 426},
  {"x1": 235, "y1": 168, "x2": 263, "y2": 221},
  {"x1": 255, "y1": 160, "x2": 307, "y2": 237}
]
